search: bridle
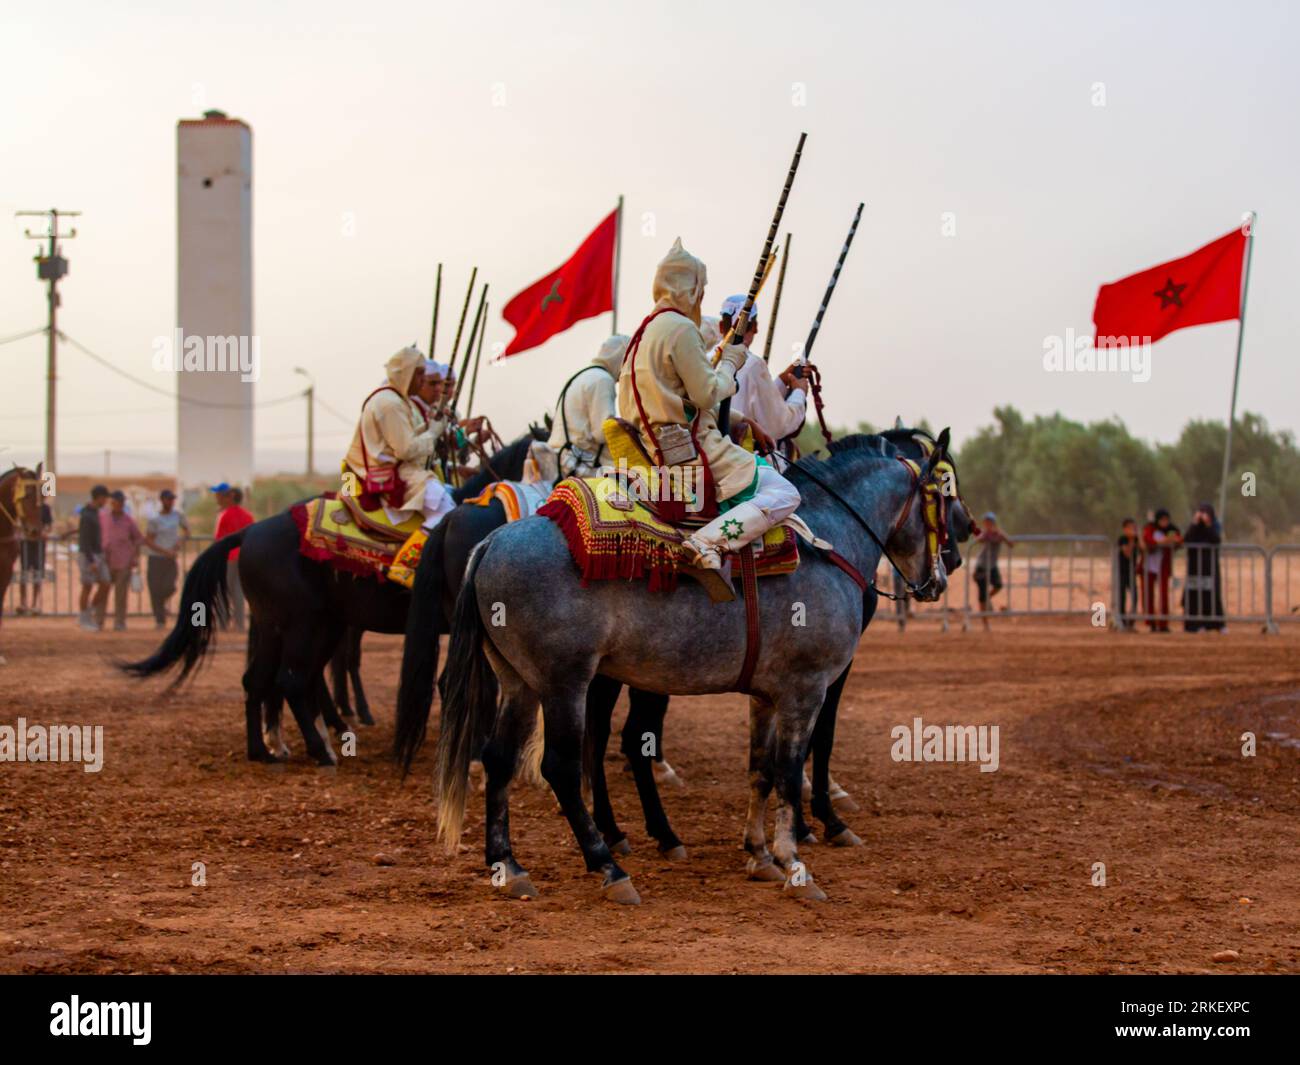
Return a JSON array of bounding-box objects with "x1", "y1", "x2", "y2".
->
[
  {"x1": 790, "y1": 451, "x2": 950, "y2": 601},
  {"x1": 0, "y1": 470, "x2": 41, "y2": 544}
]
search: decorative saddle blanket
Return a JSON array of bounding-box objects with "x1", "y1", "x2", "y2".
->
[
  {"x1": 292, "y1": 491, "x2": 423, "y2": 580},
  {"x1": 537, "y1": 476, "x2": 800, "y2": 593},
  {"x1": 463, "y1": 479, "x2": 550, "y2": 523}
]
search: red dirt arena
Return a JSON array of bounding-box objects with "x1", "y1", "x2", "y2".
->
[{"x1": 2, "y1": 617, "x2": 1297, "y2": 975}]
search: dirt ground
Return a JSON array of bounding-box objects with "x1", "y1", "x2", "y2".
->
[{"x1": 1, "y1": 616, "x2": 1298, "y2": 974}]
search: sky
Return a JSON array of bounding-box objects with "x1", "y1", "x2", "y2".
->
[{"x1": 2, "y1": 0, "x2": 1297, "y2": 476}]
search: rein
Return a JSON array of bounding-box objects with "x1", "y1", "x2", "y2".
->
[
  {"x1": 805, "y1": 364, "x2": 833, "y2": 448},
  {"x1": 791, "y1": 453, "x2": 945, "y2": 600}
]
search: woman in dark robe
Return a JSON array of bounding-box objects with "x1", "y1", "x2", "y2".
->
[{"x1": 1183, "y1": 502, "x2": 1224, "y2": 632}]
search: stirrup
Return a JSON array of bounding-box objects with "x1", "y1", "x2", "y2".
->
[{"x1": 681, "y1": 534, "x2": 722, "y2": 570}]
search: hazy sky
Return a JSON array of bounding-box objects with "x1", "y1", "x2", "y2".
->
[{"x1": 3, "y1": 0, "x2": 1297, "y2": 475}]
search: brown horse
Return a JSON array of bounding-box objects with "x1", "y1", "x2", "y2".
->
[{"x1": 0, "y1": 465, "x2": 45, "y2": 665}]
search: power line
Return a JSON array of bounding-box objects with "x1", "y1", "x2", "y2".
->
[
  {"x1": 0, "y1": 326, "x2": 46, "y2": 347},
  {"x1": 58, "y1": 331, "x2": 308, "y2": 409}
]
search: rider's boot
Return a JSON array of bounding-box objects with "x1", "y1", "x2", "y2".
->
[{"x1": 680, "y1": 501, "x2": 770, "y2": 571}]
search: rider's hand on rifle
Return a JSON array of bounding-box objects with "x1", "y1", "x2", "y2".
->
[
  {"x1": 717, "y1": 342, "x2": 747, "y2": 375},
  {"x1": 779, "y1": 362, "x2": 811, "y2": 393}
]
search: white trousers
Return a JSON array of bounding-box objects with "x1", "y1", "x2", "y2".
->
[
  {"x1": 385, "y1": 479, "x2": 458, "y2": 532},
  {"x1": 745, "y1": 464, "x2": 801, "y2": 524}
]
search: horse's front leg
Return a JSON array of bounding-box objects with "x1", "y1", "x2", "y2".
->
[
  {"x1": 810, "y1": 662, "x2": 862, "y2": 847},
  {"x1": 772, "y1": 686, "x2": 829, "y2": 900},
  {"x1": 585, "y1": 674, "x2": 628, "y2": 855},
  {"x1": 744, "y1": 695, "x2": 783, "y2": 883},
  {"x1": 622, "y1": 688, "x2": 686, "y2": 859},
  {"x1": 539, "y1": 687, "x2": 640, "y2": 904}
]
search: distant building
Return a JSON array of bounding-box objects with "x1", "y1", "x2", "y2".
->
[{"x1": 175, "y1": 110, "x2": 253, "y2": 501}]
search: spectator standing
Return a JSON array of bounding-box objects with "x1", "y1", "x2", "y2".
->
[
  {"x1": 16, "y1": 499, "x2": 53, "y2": 616},
  {"x1": 145, "y1": 489, "x2": 188, "y2": 628},
  {"x1": 972, "y1": 511, "x2": 1015, "y2": 631},
  {"x1": 212, "y1": 483, "x2": 254, "y2": 631},
  {"x1": 101, "y1": 490, "x2": 145, "y2": 631},
  {"x1": 1115, "y1": 517, "x2": 1144, "y2": 631},
  {"x1": 1183, "y1": 503, "x2": 1224, "y2": 632},
  {"x1": 77, "y1": 485, "x2": 112, "y2": 631},
  {"x1": 1141, "y1": 508, "x2": 1182, "y2": 632}
]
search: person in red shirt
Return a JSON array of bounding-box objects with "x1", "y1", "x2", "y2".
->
[{"x1": 212, "y1": 483, "x2": 255, "y2": 631}]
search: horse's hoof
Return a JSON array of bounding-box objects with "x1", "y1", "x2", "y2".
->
[
  {"x1": 831, "y1": 794, "x2": 860, "y2": 813},
  {"x1": 783, "y1": 876, "x2": 828, "y2": 901},
  {"x1": 660, "y1": 844, "x2": 689, "y2": 862},
  {"x1": 828, "y1": 828, "x2": 863, "y2": 847},
  {"x1": 502, "y1": 875, "x2": 539, "y2": 900},
  {"x1": 608, "y1": 837, "x2": 632, "y2": 857},
  {"x1": 602, "y1": 878, "x2": 641, "y2": 905},
  {"x1": 746, "y1": 857, "x2": 786, "y2": 883},
  {"x1": 798, "y1": 831, "x2": 818, "y2": 845}
]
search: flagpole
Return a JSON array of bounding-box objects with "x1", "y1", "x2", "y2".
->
[
  {"x1": 1217, "y1": 212, "x2": 1256, "y2": 530},
  {"x1": 611, "y1": 195, "x2": 623, "y2": 334}
]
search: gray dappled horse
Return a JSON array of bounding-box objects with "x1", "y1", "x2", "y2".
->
[{"x1": 435, "y1": 430, "x2": 958, "y2": 904}]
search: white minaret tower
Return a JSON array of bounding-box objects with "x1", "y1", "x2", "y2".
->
[{"x1": 176, "y1": 110, "x2": 254, "y2": 496}]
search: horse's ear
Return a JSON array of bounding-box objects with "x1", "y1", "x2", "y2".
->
[{"x1": 936, "y1": 427, "x2": 951, "y2": 457}]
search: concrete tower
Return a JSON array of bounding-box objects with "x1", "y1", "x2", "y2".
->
[{"x1": 176, "y1": 110, "x2": 253, "y2": 496}]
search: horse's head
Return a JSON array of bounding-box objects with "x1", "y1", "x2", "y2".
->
[
  {"x1": 3, "y1": 464, "x2": 44, "y2": 539},
  {"x1": 886, "y1": 429, "x2": 956, "y2": 602},
  {"x1": 885, "y1": 424, "x2": 972, "y2": 575}
]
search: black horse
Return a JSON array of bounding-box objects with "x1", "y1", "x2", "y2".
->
[{"x1": 122, "y1": 429, "x2": 545, "y2": 765}]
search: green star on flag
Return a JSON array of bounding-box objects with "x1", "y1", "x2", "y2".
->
[{"x1": 721, "y1": 517, "x2": 744, "y2": 541}]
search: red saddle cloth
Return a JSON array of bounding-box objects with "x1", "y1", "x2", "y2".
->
[{"x1": 537, "y1": 476, "x2": 799, "y2": 594}]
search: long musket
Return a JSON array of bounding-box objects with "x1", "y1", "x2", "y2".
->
[
  {"x1": 800, "y1": 202, "x2": 864, "y2": 447},
  {"x1": 467, "y1": 300, "x2": 488, "y2": 418},
  {"x1": 762, "y1": 231, "x2": 791, "y2": 365},
  {"x1": 447, "y1": 266, "x2": 478, "y2": 372},
  {"x1": 802, "y1": 202, "x2": 863, "y2": 361},
  {"x1": 429, "y1": 263, "x2": 442, "y2": 357},
  {"x1": 717, "y1": 132, "x2": 807, "y2": 435},
  {"x1": 451, "y1": 283, "x2": 488, "y2": 414}
]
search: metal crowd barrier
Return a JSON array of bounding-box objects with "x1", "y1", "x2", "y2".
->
[
  {"x1": 880, "y1": 534, "x2": 1295, "y2": 633},
  {"x1": 9, "y1": 532, "x2": 1300, "y2": 633},
  {"x1": 4, "y1": 536, "x2": 216, "y2": 622},
  {"x1": 1268, "y1": 544, "x2": 1300, "y2": 629}
]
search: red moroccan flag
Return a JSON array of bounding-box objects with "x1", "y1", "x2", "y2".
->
[
  {"x1": 501, "y1": 208, "x2": 617, "y2": 357},
  {"x1": 1092, "y1": 226, "x2": 1247, "y2": 345}
]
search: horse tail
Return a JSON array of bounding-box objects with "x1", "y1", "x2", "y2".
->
[
  {"x1": 434, "y1": 537, "x2": 499, "y2": 851},
  {"x1": 119, "y1": 531, "x2": 243, "y2": 684},
  {"x1": 520, "y1": 707, "x2": 546, "y2": 787},
  {"x1": 393, "y1": 518, "x2": 449, "y2": 774}
]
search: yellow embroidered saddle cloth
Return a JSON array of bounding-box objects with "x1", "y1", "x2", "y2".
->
[
  {"x1": 293, "y1": 492, "x2": 423, "y2": 579},
  {"x1": 536, "y1": 475, "x2": 799, "y2": 594}
]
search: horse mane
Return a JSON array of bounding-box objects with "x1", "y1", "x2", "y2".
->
[{"x1": 786, "y1": 432, "x2": 899, "y2": 489}]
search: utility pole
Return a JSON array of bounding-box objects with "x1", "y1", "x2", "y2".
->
[
  {"x1": 16, "y1": 208, "x2": 80, "y2": 480},
  {"x1": 294, "y1": 367, "x2": 315, "y2": 476}
]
